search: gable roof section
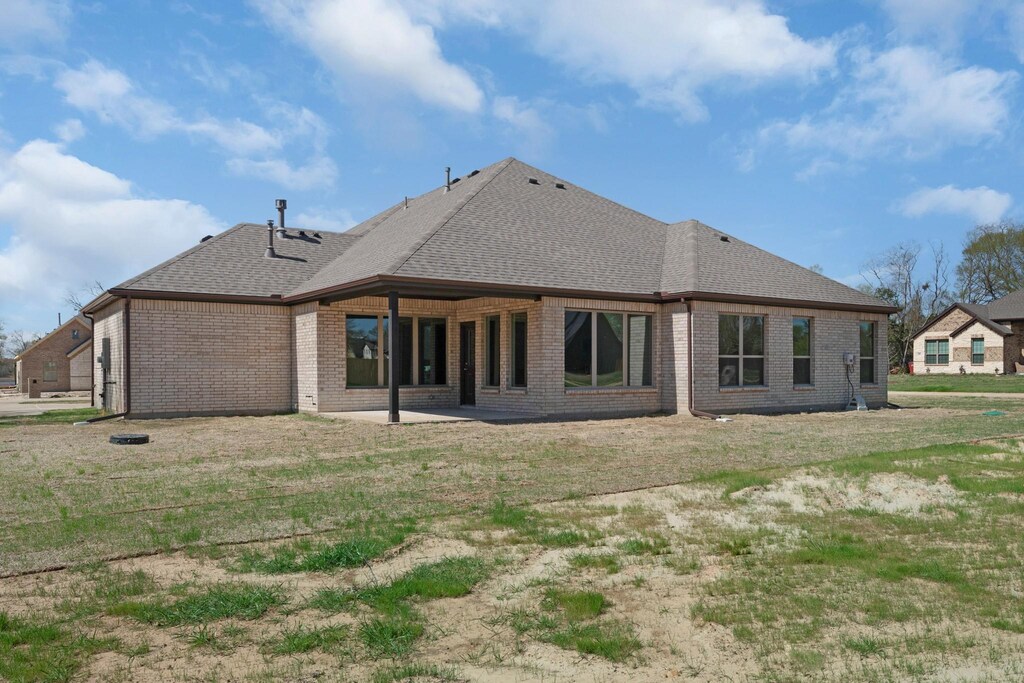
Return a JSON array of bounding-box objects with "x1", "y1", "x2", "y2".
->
[
  {"x1": 15, "y1": 315, "x2": 91, "y2": 360},
  {"x1": 986, "y1": 289, "x2": 1024, "y2": 321},
  {"x1": 111, "y1": 223, "x2": 359, "y2": 298},
  {"x1": 912, "y1": 302, "x2": 1011, "y2": 341},
  {"x1": 91, "y1": 158, "x2": 894, "y2": 313}
]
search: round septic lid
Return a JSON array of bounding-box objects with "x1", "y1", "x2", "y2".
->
[{"x1": 110, "y1": 434, "x2": 150, "y2": 445}]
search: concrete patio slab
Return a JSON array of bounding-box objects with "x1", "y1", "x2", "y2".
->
[{"x1": 319, "y1": 407, "x2": 543, "y2": 424}]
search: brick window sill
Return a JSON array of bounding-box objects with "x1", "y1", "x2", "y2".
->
[
  {"x1": 565, "y1": 386, "x2": 657, "y2": 395},
  {"x1": 792, "y1": 385, "x2": 816, "y2": 392},
  {"x1": 718, "y1": 386, "x2": 768, "y2": 393}
]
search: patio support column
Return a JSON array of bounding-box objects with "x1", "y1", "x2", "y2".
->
[{"x1": 388, "y1": 291, "x2": 400, "y2": 424}]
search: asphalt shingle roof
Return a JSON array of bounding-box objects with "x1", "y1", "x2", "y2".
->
[{"x1": 113, "y1": 158, "x2": 892, "y2": 311}]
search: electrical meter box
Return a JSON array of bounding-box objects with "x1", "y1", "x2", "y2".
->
[{"x1": 843, "y1": 352, "x2": 857, "y2": 367}]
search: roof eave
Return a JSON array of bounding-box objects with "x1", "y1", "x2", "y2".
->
[{"x1": 665, "y1": 291, "x2": 900, "y2": 315}]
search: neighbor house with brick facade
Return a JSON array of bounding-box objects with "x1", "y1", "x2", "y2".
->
[
  {"x1": 910, "y1": 292, "x2": 1024, "y2": 375},
  {"x1": 14, "y1": 315, "x2": 92, "y2": 395},
  {"x1": 82, "y1": 158, "x2": 895, "y2": 420}
]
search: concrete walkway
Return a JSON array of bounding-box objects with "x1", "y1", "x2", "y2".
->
[
  {"x1": 321, "y1": 407, "x2": 543, "y2": 424},
  {"x1": 890, "y1": 390, "x2": 1024, "y2": 400},
  {"x1": 0, "y1": 394, "x2": 91, "y2": 417}
]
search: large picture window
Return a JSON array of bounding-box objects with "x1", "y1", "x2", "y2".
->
[
  {"x1": 860, "y1": 322, "x2": 876, "y2": 384},
  {"x1": 971, "y1": 338, "x2": 984, "y2": 365},
  {"x1": 793, "y1": 317, "x2": 812, "y2": 385},
  {"x1": 564, "y1": 311, "x2": 653, "y2": 388},
  {"x1": 485, "y1": 315, "x2": 501, "y2": 387},
  {"x1": 43, "y1": 361, "x2": 58, "y2": 382},
  {"x1": 510, "y1": 312, "x2": 527, "y2": 388},
  {"x1": 924, "y1": 338, "x2": 949, "y2": 365},
  {"x1": 719, "y1": 314, "x2": 765, "y2": 387},
  {"x1": 346, "y1": 314, "x2": 446, "y2": 387}
]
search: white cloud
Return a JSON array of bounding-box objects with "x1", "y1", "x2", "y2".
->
[
  {"x1": 53, "y1": 60, "x2": 337, "y2": 188},
  {"x1": 878, "y1": 0, "x2": 975, "y2": 45},
  {"x1": 760, "y1": 46, "x2": 1018, "y2": 163},
  {"x1": 898, "y1": 184, "x2": 1013, "y2": 224},
  {"x1": 0, "y1": 138, "x2": 222, "y2": 305},
  {"x1": 252, "y1": 0, "x2": 484, "y2": 113},
  {"x1": 292, "y1": 207, "x2": 356, "y2": 232},
  {"x1": 492, "y1": 96, "x2": 554, "y2": 157},
  {"x1": 1010, "y1": 4, "x2": 1024, "y2": 63},
  {"x1": 427, "y1": 0, "x2": 836, "y2": 122},
  {"x1": 0, "y1": 0, "x2": 70, "y2": 49},
  {"x1": 53, "y1": 118, "x2": 85, "y2": 143}
]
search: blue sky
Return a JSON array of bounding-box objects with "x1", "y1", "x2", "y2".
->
[{"x1": 1, "y1": 0, "x2": 1022, "y2": 337}]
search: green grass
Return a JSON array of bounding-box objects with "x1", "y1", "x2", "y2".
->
[
  {"x1": 543, "y1": 589, "x2": 606, "y2": 621},
  {"x1": 359, "y1": 615, "x2": 424, "y2": 659},
  {"x1": 477, "y1": 499, "x2": 601, "y2": 548},
  {"x1": 618, "y1": 535, "x2": 670, "y2": 556},
  {"x1": 371, "y1": 663, "x2": 461, "y2": 682},
  {"x1": 109, "y1": 583, "x2": 283, "y2": 626},
  {"x1": 272, "y1": 624, "x2": 348, "y2": 654},
  {"x1": 355, "y1": 556, "x2": 491, "y2": 613},
  {"x1": 57, "y1": 567, "x2": 158, "y2": 618},
  {"x1": 889, "y1": 372, "x2": 1024, "y2": 393},
  {"x1": 0, "y1": 407, "x2": 102, "y2": 427},
  {"x1": 567, "y1": 552, "x2": 621, "y2": 574},
  {"x1": 0, "y1": 612, "x2": 114, "y2": 683},
  {"x1": 233, "y1": 523, "x2": 413, "y2": 573},
  {"x1": 541, "y1": 620, "x2": 642, "y2": 662}
]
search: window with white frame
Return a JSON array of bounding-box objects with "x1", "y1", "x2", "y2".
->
[
  {"x1": 719, "y1": 314, "x2": 765, "y2": 387},
  {"x1": 345, "y1": 314, "x2": 446, "y2": 387},
  {"x1": 792, "y1": 317, "x2": 812, "y2": 385},
  {"x1": 971, "y1": 338, "x2": 984, "y2": 365},
  {"x1": 860, "y1": 322, "x2": 876, "y2": 383},
  {"x1": 924, "y1": 338, "x2": 949, "y2": 365},
  {"x1": 563, "y1": 311, "x2": 653, "y2": 388}
]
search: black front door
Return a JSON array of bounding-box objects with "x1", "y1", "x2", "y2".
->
[{"x1": 460, "y1": 321, "x2": 476, "y2": 406}]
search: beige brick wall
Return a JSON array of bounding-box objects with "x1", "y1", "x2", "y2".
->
[
  {"x1": 912, "y1": 319, "x2": 1005, "y2": 375},
  {"x1": 16, "y1": 318, "x2": 91, "y2": 393},
  {"x1": 129, "y1": 299, "x2": 293, "y2": 417},
  {"x1": 92, "y1": 301, "x2": 125, "y2": 413},
  {"x1": 690, "y1": 301, "x2": 889, "y2": 413}
]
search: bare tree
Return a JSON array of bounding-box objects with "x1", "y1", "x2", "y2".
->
[
  {"x1": 862, "y1": 241, "x2": 951, "y2": 372},
  {"x1": 6, "y1": 330, "x2": 41, "y2": 357},
  {"x1": 63, "y1": 280, "x2": 106, "y2": 311}
]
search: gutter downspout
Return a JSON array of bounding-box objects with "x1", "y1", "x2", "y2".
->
[
  {"x1": 685, "y1": 300, "x2": 721, "y2": 420},
  {"x1": 82, "y1": 311, "x2": 95, "y2": 409},
  {"x1": 124, "y1": 296, "x2": 132, "y2": 417}
]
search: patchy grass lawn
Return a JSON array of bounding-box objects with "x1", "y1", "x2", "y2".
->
[
  {"x1": 0, "y1": 407, "x2": 102, "y2": 428},
  {"x1": 1, "y1": 398, "x2": 1024, "y2": 680},
  {"x1": 890, "y1": 372, "x2": 1024, "y2": 393}
]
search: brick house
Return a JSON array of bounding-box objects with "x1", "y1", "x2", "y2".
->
[
  {"x1": 82, "y1": 158, "x2": 894, "y2": 420},
  {"x1": 14, "y1": 315, "x2": 92, "y2": 394},
  {"x1": 910, "y1": 293, "x2": 1024, "y2": 375}
]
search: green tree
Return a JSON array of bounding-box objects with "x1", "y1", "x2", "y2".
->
[{"x1": 956, "y1": 222, "x2": 1024, "y2": 302}]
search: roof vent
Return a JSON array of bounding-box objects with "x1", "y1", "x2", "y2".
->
[
  {"x1": 555, "y1": 182, "x2": 566, "y2": 190},
  {"x1": 299, "y1": 230, "x2": 307, "y2": 238},
  {"x1": 528, "y1": 178, "x2": 540, "y2": 185},
  {"x1": 200, "y1": 235, "x2": 213, "y2": 243},
  {"x1": 719, "y1": 235, "x2": 730, "y2": 242},
  {"x1": 451, "y1": 177, "x2": 461, "y2": 184},
  {"x1": 313, "y1": 232, "x2": 322, "y2": 239},
  {"x1": 469, "y1": 169, "x2": 479, "y2": 177},
  {"x1": 265, "y1": 220, "x2": 277, "y2": 258}
]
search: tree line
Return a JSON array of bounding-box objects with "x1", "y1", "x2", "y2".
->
[{"x1": 859, "y1": 221, "x2": 1024, "y2": 372}]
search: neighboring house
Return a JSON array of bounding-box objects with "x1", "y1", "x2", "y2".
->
[
  {"x1": 14, "y1": 316, "x2": 92, "y2": 393},
  {"x1": 911, "y1": 292, "x2": 1024, "y2": 375},
  {"x1": 82, "y1": 158, "x2": 895, "y2": 420}
]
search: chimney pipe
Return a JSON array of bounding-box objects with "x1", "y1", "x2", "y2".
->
[
  {"x1": 265, "y1": 219, "x2": 276, "y2": 258},
  {"x1": 275, "y1": 199, "x2": 287, "y2": 236},
  {"x1": 58, "y1": 312, "x2": 62, "y2": 326},
  {"x1": 444, "y1": 167, "x2": 451, "y2": 193}
]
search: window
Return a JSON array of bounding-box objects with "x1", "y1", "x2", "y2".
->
[
  {"x1": 719, "y1": 314, "x2": 765, "y2": 387},
  {"x1": 793, "y1": 317, "x2": 812, "y2": 385},
  {"x1": 510, "y1": 312, "x2": 527, "y2": 388},
  {"x1": 564, "y1": 311, "x2": 653, "y2": 387},
  {"x1": 346, "y1": 314, "x2": 440, "y2": 387},
  {"x1": 628, "y1": 314, "x2": 653, "y2": 387},
  {"x1": 418, "y1": 318, "x2": 446, "y2": 385},
  {"x1": 971, "y1": 338, "x2": 984, "y2": 365},
  {"x1": 485, "y1": 315, "x2": 501, "y2": 386},
  {"x1": 346, "y1": 315, "x2": 380, "y2": 387},
  {"x1": 43, "y1": 361, "x2": 57, "y2": 382},
  {"x1": 860, "y1": 322, "x2": 876, "y2": 384},
  {"x1": 924, "y1": 338, "x2": 949, "y2": 365},
  {"x1": 71, "y1": 329, "x2": 80, "y2": 340}
]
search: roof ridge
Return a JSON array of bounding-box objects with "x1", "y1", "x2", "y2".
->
[
  {"x1": 116, "y1": 223, "x2": 241, "y2": 289},
  {"x1": 390, "y1": 158, "x2": 515, "y2": 276}
]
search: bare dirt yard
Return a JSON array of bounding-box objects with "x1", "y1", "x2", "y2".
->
[{"x1": 2, "y1": 395, "x2": 1024, "y2": 681}]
